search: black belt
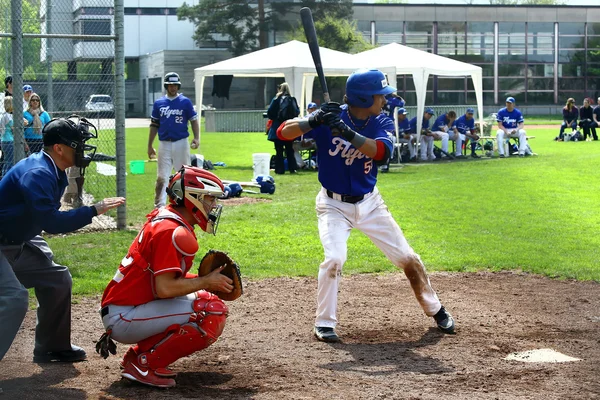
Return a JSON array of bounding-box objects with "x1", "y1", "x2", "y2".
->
[
  {"x1": 326, "y1": 190, "x2": 365, "y2": 204},
  {"x1": 101, "y1": 306, "x2": 109, "y2": 318},
  {"x1": 0, "y1": 234, "x2": 19, "y2": 246},
  {"x1": 160, "y1": 137, "x2": 182, "y2": 142}
]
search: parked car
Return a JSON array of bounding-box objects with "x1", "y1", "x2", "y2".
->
[{"x1": 84, "y1": 94, "x2": 114, "y2": 118}]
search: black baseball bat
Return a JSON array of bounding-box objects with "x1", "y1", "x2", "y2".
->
[{"x1": 300, "y1": 7, "x2": 330, "y2": 103}]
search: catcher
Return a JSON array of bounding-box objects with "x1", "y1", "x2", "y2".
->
[{"x1": 96, "y1": 166, "x2": 242, "y2": 388}]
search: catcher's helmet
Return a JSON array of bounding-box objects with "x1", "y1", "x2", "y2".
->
[
  {"x1": 163, "y1": 72, "x2": 181, "y2": 89},
  {"x1": 345, "y1": 69, "x2": 396, "y2": 108},
  {"x1": 167, "y1": 166, "x2": 225, "y2": 235},
  {"x1": 43, "y1": 115, "x2": 98, "y2": 174}
]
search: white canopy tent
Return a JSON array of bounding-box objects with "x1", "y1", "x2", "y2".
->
[
  {"x1": 353, "y1": 43, "x2": 484, "y2": 149},
  {"x1": 193, "y1": 40, "x2": 385, "y2": 139}
]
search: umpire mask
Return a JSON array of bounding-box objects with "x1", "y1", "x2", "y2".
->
[{"x1": 43, "y1": 115, "x2": 98, "y2": 176}]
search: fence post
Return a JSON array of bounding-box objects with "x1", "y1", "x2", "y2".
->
[
  {"x1": 45, "y1": 0, "x2": 53, "y2": 113},
  {"x1": 114, "y1": 0, "x2": 126, "y2": 229},
  {"x1": 11, "y1": 0, "x2": 24, "y2": 163}
]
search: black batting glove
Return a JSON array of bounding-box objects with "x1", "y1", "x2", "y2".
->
[
  {"x1": 308, "y1": 102, "x2": 342, "y2": 128},
  {"x1": 330, "y1": 119, "x2": 357, "y2": 142}
]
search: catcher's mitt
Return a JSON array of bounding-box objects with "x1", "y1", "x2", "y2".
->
[{"x1": 198, "y1": 250, "x2": 243, "y2": 301}]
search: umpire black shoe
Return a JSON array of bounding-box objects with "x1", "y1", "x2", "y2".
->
[
  {"x1": 433, "y1": 306, "x2": 455, "y2": 334},
  {"x1": 33, "y1": 344, "x2": 87, "y2": 363},
  {"x1": 471, "y1": 153, "x2": 481, "y2": 159},
  {"x1": 313, "y1": 326, "x2": 341, "y2": 343}
]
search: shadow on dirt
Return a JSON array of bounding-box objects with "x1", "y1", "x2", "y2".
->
[
  {"x1": 0, "y1": 363, "x2": 85, "y2": 399},
  {"x1": 321, "y1": 328, "x2": 453, "y2": 376},
  {"x1": 102, "y1": 371, "x2": 258, "y2": 399}
]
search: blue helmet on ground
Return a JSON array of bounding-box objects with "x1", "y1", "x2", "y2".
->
[
  {"x1": 255, "y1": 174, "x2": 274, "y2": 185},
  {"x1": 345, "y1": 69, "x2": 396, "y2": 108},
  {"x1": 259, "y1": 181, "x2": 276, "y2": 194},
  {"x1": 228, "y1": 183, "x2": 243, "y2": 197}
]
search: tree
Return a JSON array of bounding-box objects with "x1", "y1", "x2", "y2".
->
[
  {"x1": 177, "y1": 0, "x2": 354, "y2": 56},
  {"x1": 287, "y1": 15, "x2": 372, "y2": 54}
]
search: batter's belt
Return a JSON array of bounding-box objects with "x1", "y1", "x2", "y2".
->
[{"x1": 326, "y1": 189, "x2": 367, "y2": 204}]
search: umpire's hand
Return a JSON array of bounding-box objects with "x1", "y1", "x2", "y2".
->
[{"x1": 94, "y1": 197, "x2": 126, "y2": 215}]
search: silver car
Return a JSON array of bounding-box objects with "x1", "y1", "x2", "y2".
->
[{"x1": 84, "y1": 94, "x2": 114, "y2": 118}]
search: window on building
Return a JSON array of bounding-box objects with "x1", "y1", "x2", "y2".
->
[
  {"x1": 375, "y1": 21, "x2": 403, "y2": 45},
  {"x1": 74, "y1": 20, "x2": 111, "y2": 36}
]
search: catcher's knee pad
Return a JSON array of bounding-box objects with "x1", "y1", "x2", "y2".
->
[{"x1": 192, "y1": 292, "x2": 228, "y2": 340}]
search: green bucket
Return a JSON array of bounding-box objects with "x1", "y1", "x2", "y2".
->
[{"x1": 129, "y1": 160, "x2": 145, "y2": 175}]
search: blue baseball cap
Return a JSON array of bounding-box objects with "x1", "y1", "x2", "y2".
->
[
  {"x1": 466, "y1": 108, "x2": 475, "y2": 114},
  {"x1": 425, "y1": 107, "x2": 435, "y2": 115},
  {"x1": 506, "y1": 97, "x2": 515, "y2": 104},
  {"x1": 23, "y1": 84, "x2": 33, "y2": 92},
  {"x1": 307, "y1": 102, "x2": 317, "y2": 109},
  {"x1": 396, "y1": 107, "x2": 408, "y2": 115}
]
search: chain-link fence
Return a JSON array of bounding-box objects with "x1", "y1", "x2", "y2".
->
[{"x1": 0, "y1": 0, "x2": 125, "y2": 229}]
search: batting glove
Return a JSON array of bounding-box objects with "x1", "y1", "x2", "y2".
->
[
  {"x1": 329, "y1": 119, "x2": 357, "y2": 142},
  {"x1": 308, "y1": 102, "x2": 342, "y2": 128}
]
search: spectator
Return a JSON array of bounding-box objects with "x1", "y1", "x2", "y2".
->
[
  {"x1": 452, "y1": 108, "x2": 480, "y2": 158},
  {"x1": 266, "y1": 82, "x2": 300, "y2": 174},
  {"x1": 431, "y1": 110, "x2": 464, "y2": 159},
  {"x1": 148, "y1": 72, "x2": 199, "y2": 209},
  {"x1": 592, "y1": 97, "x2": 600, "y2": 140},
  {"x1": 578, "y1": 98, "x2": 597, "y2": 141},
  {"x1": 558, "y1": 98, "x2": 579, "y2": 140},
  {"x1": 24, "y1": 93, "x2": 51, "y2": 154},
  {"x1": 0, "y1": 96, "x2": 29, "y2": 177},
  {"x1": 410, "y1": 108, "x2": 435, "y2": 161},
  {"x1": 0, "y1": 116, "x2": 125, "y2": 363},
  {"x1": 4, "y1": 76, "x2": 12, "y2": 97},
  {"x1": 496, "y1": 97, "x2": 530, "y2": 157},
  {"x1": 22, "y1": 85, "x2": 33, "y2": 110}
]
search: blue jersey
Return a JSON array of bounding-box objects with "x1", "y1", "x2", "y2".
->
[
  {"x1": 24, "y1": 110, "x2": 51, "y2": 139},
  {"x1": 397, "y1": 117, "x2": 410, "y2": 135},
  {"x1": 408, "y1": 116, "x2": 430, "y2": 133},
  {"x1": 0, "y1": 152, "x2": 96, "y2": 244},
  {"x1": 453, "y1": 115, "x2": 475, "y2": 134},
  {"x1": 151, "y1": 94, "x2": 198, "y2": 141},
  {"x1": 311, "y1": 104, "x2": 393, "y2": 196},
  {"x1": 496, "y1": 107, "x2": 524, "y2": 129},
  {"x1": 431, "y1": 114, "x2": 451, "y2": 132}
]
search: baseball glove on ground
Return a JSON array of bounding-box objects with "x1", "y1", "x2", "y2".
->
[{"x1": 198, "y1": 250, "x2": 243, "y2": 301}]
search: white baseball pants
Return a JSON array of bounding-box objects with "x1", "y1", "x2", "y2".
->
[
  {"x1": 154, "y1": 138, "x2": 191, "y2": 208},
  {"x1": 431, "y1": 131, "x2": 450, "y2": 155},
  {"x1": 420, "y1": 135, "x2": 435, "y2": 160},
  {"x1": 314, "y1": 187, "x2": 442, "y2": 328},
  {"x1": 102, "y1": 293, "x2": 198, "y2": 344},
  {"x1": 447, "y1": 131, "x2": 464, "y2": 156},
  {"x1": 496, "y1": 129, "x2": 527, "y2": 156},
  {"x1": 397, "y1": 136, "x2": 416, "y2": 158}
]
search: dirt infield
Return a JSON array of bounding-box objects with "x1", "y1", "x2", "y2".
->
[{"x1": 2, "y1": 271, "x2": 600, "y2": 399}]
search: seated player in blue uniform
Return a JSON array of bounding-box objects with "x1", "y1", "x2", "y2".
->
[
  {"x1": 452, "y1": 108, "x2": 480, "y2": 158},
  {"x1": 496, "y1": 97, "x2": 531, "y2": 157},
  {"x1": 408, "y1": 108, "x2": 435, "y2": 161},
  {"x1": 278, "y1": 68, "x2": 456, "y2": 343}
]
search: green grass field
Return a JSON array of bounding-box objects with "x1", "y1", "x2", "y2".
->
[{"x1": 46, "y1": 124, "x2": 600, "y2": 296}]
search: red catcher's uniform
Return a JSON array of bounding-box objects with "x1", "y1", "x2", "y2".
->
[{"x1": 101, "y1": 207, "x2": 196, "y2": 307}]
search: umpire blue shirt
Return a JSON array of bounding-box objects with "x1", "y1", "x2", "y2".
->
[{"x1": 0, "y1": 151, "x2": 96, "y2": 244}]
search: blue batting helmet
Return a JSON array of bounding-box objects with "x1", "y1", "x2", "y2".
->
[
  {"x1": 345, "y1": 69, "x2": 396, "y2": 108},
  {"x1": 255, "y1": 174, "x2": 274, "y2": 185},
  {"x1": 228, "y1": 183, "x2": 243, "y2": 197}
]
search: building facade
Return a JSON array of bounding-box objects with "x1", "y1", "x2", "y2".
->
[{"x1": 35, "y1": 2, "x2": 600, "y2": 115}]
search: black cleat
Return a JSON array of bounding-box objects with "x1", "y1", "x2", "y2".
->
[
  {"x1": 33, "y1": 344, "x2": 87, "y2": 363},
  {"x1": 313, "y1": 326, "x2": 341, "y2": 342},
  {"x1": 471, "y1": 153, "x2": 481, "y2": 158},
  {"x1": 433, "y1": 306, "x2": 456, "y2": 334}
]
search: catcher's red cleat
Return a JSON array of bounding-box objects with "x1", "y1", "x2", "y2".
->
[
  {"x1": 120, "y1": 347, "x2": 177, "y2": 378},
  {"x1": 121, "y1": 357, "x2": 176, "y2": 388}
]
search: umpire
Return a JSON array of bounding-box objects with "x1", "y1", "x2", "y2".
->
[{"x1": 0, "y1": 116, "x2": 125, "y2": 363}]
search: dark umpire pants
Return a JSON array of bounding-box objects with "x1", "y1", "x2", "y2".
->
[{"x1": 0, "y1": 235, "x2": 73, "y2": 360}]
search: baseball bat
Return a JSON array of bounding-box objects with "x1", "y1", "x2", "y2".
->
[{"x1": 300, "y1": 7, "x2": 330, "y2": 103}]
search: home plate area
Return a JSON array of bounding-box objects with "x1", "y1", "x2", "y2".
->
[{"x1": 2, "y1": 272, "x2": 600, "y2": 399}]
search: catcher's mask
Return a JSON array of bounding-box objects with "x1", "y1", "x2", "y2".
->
[
  {"x1": 42, "y1": 114, "x2": 98, "y2": 176},
  {"x1": 166, "y1": 166, "x2": 225, "y2": 235}
]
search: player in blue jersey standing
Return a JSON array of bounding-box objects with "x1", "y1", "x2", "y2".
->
[
  {"x1": 148, "y1": 72, "x2": 200, "y2": 208},
  {"x1": 279, "y1": 69, "x2": 455, "y2": 343},
  {"x1": 496, "y1": 97, "x2": 531, "y2": 157}
]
